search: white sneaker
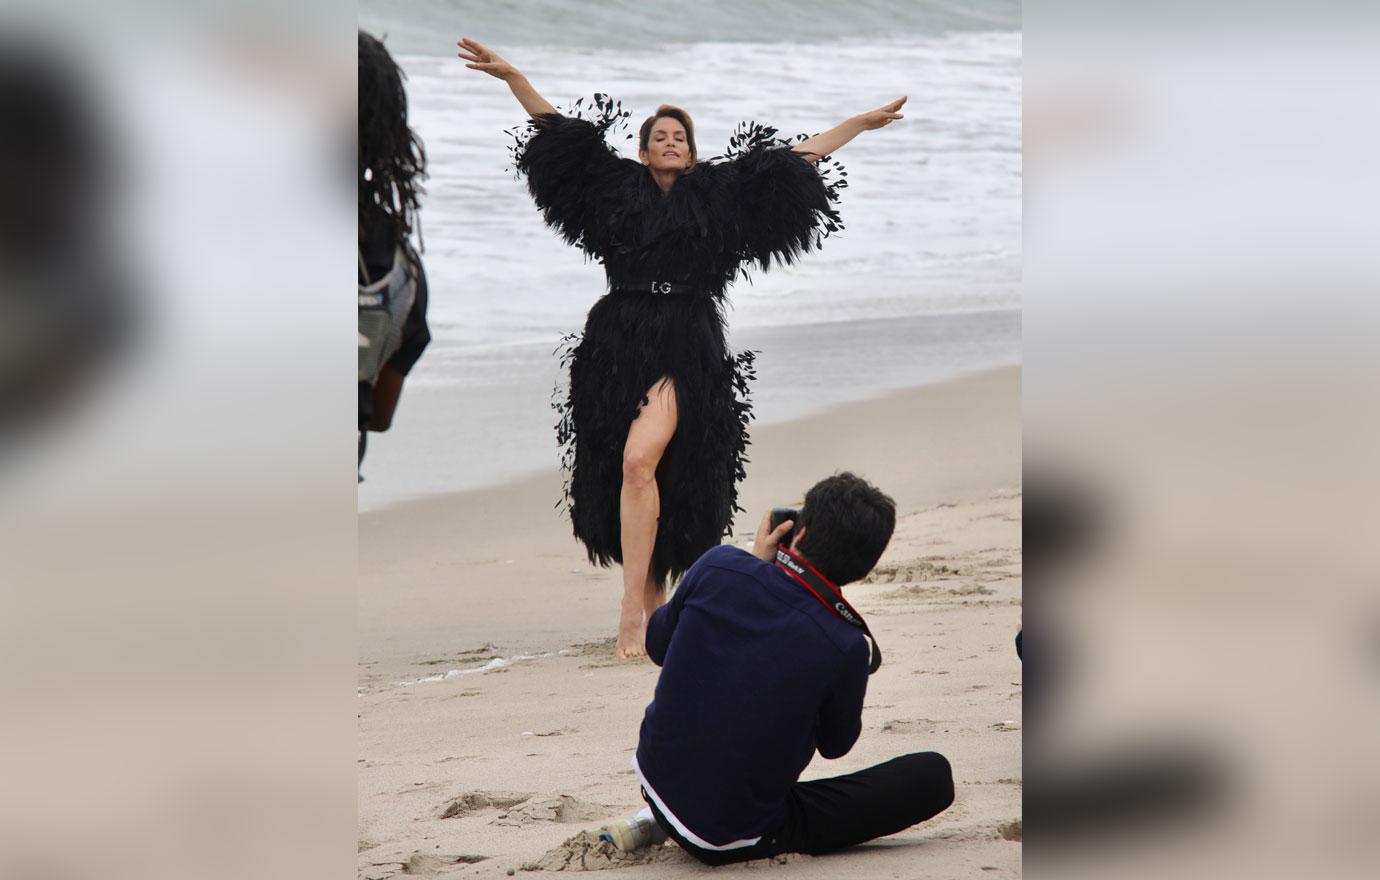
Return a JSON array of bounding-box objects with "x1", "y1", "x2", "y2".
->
[{"x1": 598, "y1": 814, "x2": 668, "y2": 851}]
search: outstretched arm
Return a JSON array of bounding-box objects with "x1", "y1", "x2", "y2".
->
[
  {"x1": 457, "y1": 38, "x2": 555, "y2": 117},
  {"x1": 791, "y1": 96, "x2": 907, "y2": 163}
]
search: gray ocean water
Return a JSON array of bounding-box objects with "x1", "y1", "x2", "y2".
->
[{"x1": 358, "y1": 0, "x2": 1021, "y2": 509}]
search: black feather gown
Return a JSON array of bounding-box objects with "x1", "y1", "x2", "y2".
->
[{"x1": 511, "y1": 95, "x2": 845, "y2": 587}]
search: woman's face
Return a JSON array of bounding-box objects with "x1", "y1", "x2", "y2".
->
[{"x1": 641, "y1": 117, "x2": 691, "y2": 172}]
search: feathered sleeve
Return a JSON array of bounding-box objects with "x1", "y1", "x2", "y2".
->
[
  {"x1": 508, "y1": 94, "x2": 639, "y2": 257},
  {"x1": 716, "y1": 122, "x2": 846, "y2": 271}
]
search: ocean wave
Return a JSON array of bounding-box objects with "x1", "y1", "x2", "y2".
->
[{"x1": 361, "y1": 0, "x2": 1019, "y2": 55}]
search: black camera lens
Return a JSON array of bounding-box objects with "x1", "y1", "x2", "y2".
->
[{"x1": 770, "y1": 507, "x2": 800, "y2": 550}]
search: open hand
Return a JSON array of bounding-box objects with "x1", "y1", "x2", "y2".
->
[
  {"x1": 457, "y1": 38, "x2": 517, "y2": 81},
  {"x1": 856, "y1": 96, "x2": 907, "y2": 131}
]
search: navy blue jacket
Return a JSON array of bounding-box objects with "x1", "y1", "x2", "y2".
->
[{"x1": 635, "y1": 545, "x2": 870, "y2": 848}]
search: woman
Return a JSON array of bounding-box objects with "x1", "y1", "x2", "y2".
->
[{"x1": 460, "y1": 37, "x2": 904, "y2": 658}]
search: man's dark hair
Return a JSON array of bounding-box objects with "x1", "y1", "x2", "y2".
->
[
  {"x1": 794, "y1": 472, "x2": 896, "y2": 586},
  {"x1": 358, "y1": 30, "x2": 426, "y2": 253}
]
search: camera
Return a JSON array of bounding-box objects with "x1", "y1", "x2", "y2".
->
[{"x1": 770, "y1": 507, "x2": 800, "y2": 551}]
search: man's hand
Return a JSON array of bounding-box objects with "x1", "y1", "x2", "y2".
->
[{"x1": 752, "y1": 509, "x2": 794, "y2": 562}]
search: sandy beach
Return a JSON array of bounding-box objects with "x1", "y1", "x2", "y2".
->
[{"x1": 358, "y1": 366, "x2": 1022, "y2": 878}]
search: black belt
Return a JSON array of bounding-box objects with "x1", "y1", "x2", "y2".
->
[{"x1": 610, "y1": 280, "x2": 704, "y2": 296}]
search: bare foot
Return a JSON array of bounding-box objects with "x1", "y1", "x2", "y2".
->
[{"x1": 615, "y1": 603, "x2": 647, "y2": 659}]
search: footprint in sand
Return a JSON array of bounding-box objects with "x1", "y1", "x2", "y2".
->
[
  {"x1": 522, "y1": 727, "x2": 577, "y2": 738},
  {"x1": 864, "y1": 560, "x2": 961, "y2": 585},
  {"x1": 568, "y1": 638, "x2": 651, "y2": 669},
  {"x1": 439, "y1": 790, "x2": 531, "y2": 819},
  {"x1": 362, "y1": 852, "x2": 490, "y2": 877},
  {"x1": 491, "y1": 794, "x2": 626, "y2": 827},
  {"x1": 883, "y1": 582, "x2": 997, "y2": 602},
  {"x1": 948, "y1": 583, "x2": 996, "y2": 597},
  {"x1": 397, "y1": 780, "x2": 447, "y2": 796},
  {"x1": 388, "y1": 852, "x2": 488, "y2": 875},
  {"x1": 881, "y1": 584, "x2": 943, "y2": 600},
  {"x1": 523, "y1": 830, "x2": 688, "y2": 872},
  {"x1": 880, "y1": 719, "x2": 943, "y2": 735},
  {"x1": 524, "y1": 831, "x2": 809, "y2": 872},
  {"x1": 569, "y1": 638, "x2": 617, "y2": 656},
  {"x1": 933, "y1": 820, "x2": 1024, "y2": 844}
]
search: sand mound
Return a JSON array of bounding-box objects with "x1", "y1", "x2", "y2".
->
[
  {"x1": 523, "y1": 831, "x2": 689, "y2": 872},
  {"x1": 492, "y1": 795, "x2": 621, "y2": 827},
  {"x1": 439, "y1": 791, "x2": 531, "y2": 819}
]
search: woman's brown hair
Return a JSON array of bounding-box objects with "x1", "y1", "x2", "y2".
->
[{"x1": 638, "y1": 105, "x2": 697, "y2": 170}]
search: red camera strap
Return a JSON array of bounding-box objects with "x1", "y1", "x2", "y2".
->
[{"x1": 775, "y1": 548, "x2": 882, "y2": 674}]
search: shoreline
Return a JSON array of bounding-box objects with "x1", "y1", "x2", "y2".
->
[
  {"x1": 359, "y1": 311, "x2": 1020, "y2": 512},
  {"x1": 360, "y1": 366, "x2": 1020, "y2": 682}
]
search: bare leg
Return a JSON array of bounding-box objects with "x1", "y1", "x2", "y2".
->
[
  {"x1": 616, "y1": 378, "x2": 678, "y2": 659},
  {"x1": 642, "y1": 568, "x2": 665, "y2": 624}
]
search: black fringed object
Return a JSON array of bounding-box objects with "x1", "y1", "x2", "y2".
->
[{"x1": 512, "y1": 95, "x2": 845, "y2": 588}]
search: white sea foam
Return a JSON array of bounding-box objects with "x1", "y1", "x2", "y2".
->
[
  {"x1": 397, "y1": 33, "x2": 1021, "y2": 373},
  {"x1": 402, "y1": 651, "x2": 560, "y2": 686}
]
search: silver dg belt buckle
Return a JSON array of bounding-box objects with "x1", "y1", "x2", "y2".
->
[{"x1": 651, "y1": 281, "x2": 672, "y2": 295}]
